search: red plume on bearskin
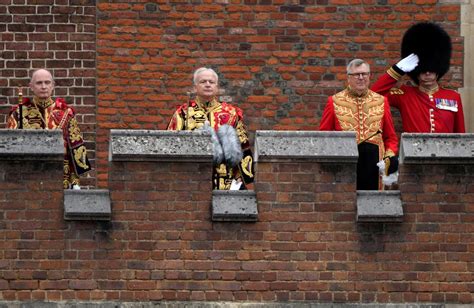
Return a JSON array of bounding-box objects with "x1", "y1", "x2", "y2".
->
[{"x1": 401, "y1": 22, "x2": 452, "y2": 84}]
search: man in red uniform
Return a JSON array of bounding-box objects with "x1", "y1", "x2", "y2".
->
[
  {"x1": 372, "y1": 22, "x2": 465, "y2": 133},
  {"x1": 320, "y1": 59, "x2": 399, "y2": 190},
  {"x1": 7, "y1": 69, "x2": 91, "y2": 189},
  {"x1": 167, "y1": 67, "x2": 254, "y2": 190}
]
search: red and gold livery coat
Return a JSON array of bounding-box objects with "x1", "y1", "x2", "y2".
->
[
  {"x1": 319, "y1": 88, "x2": 398, "y2": 190},
  {"x1": 7, "y1": 96, "x2": 91, "y2": 189},
  {"x1": 167, "y1": 98, "x2": 254, "y2": 190},
  {"x1": 371, "y1": 67, "x2": 466, "y2": 133}
]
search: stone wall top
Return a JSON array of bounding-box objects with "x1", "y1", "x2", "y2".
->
[
  {"x1": 109, "y1": 129, "x2": 213, "y2": 162},
  {"x1": 0, "y1": 129, "x2": 64, "y2": 161},
  {"x1": 254, "y1": 130, "x2": 358, "y2": 163},
  {"x1": 400, "y1": 133, "x2": 474, "y2": 164}
]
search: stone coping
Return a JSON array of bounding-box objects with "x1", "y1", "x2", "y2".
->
[
  {"x1": 400, "y1": 133, "x2": 474, "y2": 164},
  {"x1": 0, "y1": 129, "x2": 63, "y2": 160},
  {"x1": 254, "y1": 130, "x2": 358, "y2": 163},
  {"x1": 212, "y1": 190, "x2": 258, "y2": 222},
  {"x1": 64, "y1": 189, "x2": 111, "y2": 221},
  {"x1": 357, "y1": 190, "x2": 403, "y2": 223},
  {"x1": 0, "y1": 301, "x2": 468, "y2": 307},
  {"x1": 109, "y1": 129, "x2": 212, "y2": 162}
]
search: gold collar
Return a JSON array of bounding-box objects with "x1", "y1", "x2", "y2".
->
[
  {"x1": 418, "y1": 84, "x2": 439, "y2": 96},
  {"x1": 33, "y1": 96, "x2": 54, "y2": 109},
  {"x1": 195, "y1": 96, "x2": 219, "y2": 109},
  {"x1": 347, "y1": 87, "x2": 368, "y2": 98}
]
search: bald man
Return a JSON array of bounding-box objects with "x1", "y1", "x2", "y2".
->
[{"x1": 7, "y1": 69, "x2": 91, "y2": 189}]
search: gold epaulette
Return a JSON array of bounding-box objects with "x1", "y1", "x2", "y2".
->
[{"x1": 389, "y1": 88, "x2": 404, "y2": 95}]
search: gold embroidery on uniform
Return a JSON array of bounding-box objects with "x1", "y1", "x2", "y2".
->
[
  {"x1": 73, "y1": 145, "x2": 89, "y2": 169},
  {"x1": 389, "y1": 88, "x2": 404, "y2": 95},
  {"x1": 236, "y1": 121, "x2": 249, "y2": 144},
  {"x1": 241, "y1": 155, "x2": 253, "y2": 177},
  {"x1": 333, "y1": 89, "x2": 384, "y2": 144},
  {"x1": 216, "y1": 164, "x2": 227, "y2": 176},
  {"x1": 68, "y1": 118, "x2": 82, "y2": 143},
  {"x1": 387, "y1": 67, "x2": 402, "y2": 80},
  {"x1": 24, "y1": 107, "x2": 43, "y2": 129},
  {"x1": 187, "y1": 107, "x2": 207, "y2": 130},
  {"x1": 32, "y1": 97, "x2": 53, "y2": 127}
]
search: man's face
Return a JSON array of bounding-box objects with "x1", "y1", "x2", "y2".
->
[
  {"x1": 418, "y1": 71, "x2": 438, "y2": 89},
  {"x1": 194, "y1": 71, "x2": 218, "y2": 101},
  {"x1": 347, "y1": 63, "x2": 370, "y2": 95},
  {"x1": 30, "y1": 70, "x2": 54, "y2": 99}
]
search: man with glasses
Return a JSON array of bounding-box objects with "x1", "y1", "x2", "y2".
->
[{"x1": 320, "y1": 59, "x2": 399, "y2": 190}]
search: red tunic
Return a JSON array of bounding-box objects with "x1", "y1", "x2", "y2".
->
[
  {"x1": 7, "y1": 96, "x2": 91, "y2": 188},
  {"x1": 167, "y1": 98, "x2": 254, "y2": 190},
  {"x1": 319, "y1": 88, "x2": 399, "y2": 156},
  {"x1": 319, "y1": 88, "x2": 398, "y2": 190},
  {"x1": 371, "y1": 68, "x2": 466, "y2": 133}
]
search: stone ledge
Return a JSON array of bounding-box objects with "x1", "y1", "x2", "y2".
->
[
  {"x1": 357, "y1": 190, "x2": 403, "y2": 223},
  {"x1": 0, "y1": 129, "x2": 64, "y2": 160},
  {"x1": 254, "y1": 130, "x2": 358, "y2": 163},
  {"x1": 400, "y1": 133, "x2": 474, "y2": 164},
  {"x1": 212, "y1": 190, "x2": 258, "y2": 222},
  {"x1": 64, "y1": 189, "x2": 111, "y2": 221},
  {"x1": 0, "y1": 301, "x2": 470, "y2": 308},
  {"x1": 109, "y1": 129, "x2": 212, "y2": 162}
]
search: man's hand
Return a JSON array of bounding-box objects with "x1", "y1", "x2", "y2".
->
[
  {"x1": 396, "y1": 53, "x2": 419, "y2": 73},
  {"x1": 384, "y1": 156, "x2": 399, "y2": 175},
  {"x1": 377, "y1": 156, "x2": 399, "y2": 186}
]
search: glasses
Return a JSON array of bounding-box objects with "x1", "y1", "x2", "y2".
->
[{"x1": 348, "y1": 72, "x2": 370, "y2": 78}]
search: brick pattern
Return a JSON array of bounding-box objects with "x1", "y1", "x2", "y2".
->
[
  {"x1": 0, "y1": 3, "x2": 464, "y2": 188},
  {"x1": 0, "y1": 158, "x2": 472, "y2": 303},
  {"x1": 0, "y1": 1, "x2": 97, "y2": 187},
  {"x1": 95, "y1": 2, "x2": 463, "y2": 187}
]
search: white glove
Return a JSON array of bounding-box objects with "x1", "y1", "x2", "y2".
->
[
  {"x1": 377, "y1": 160, "x2": 386, "y2": 175},
  {"x1": 230, "y1": 179, "x2": 242, "y2": 190},
  {"x1": 72, "y1": 184, "x2": 81, "y2": 190},
  {"x1": 395, "y1": 53, "x2": 419, "y2": 73},
  {"x1": 376, "y1": 160, "x2": 398, "y2": 186},
  {"x1": 382, "y1": 172, "x2": 398, "y2": 186}
]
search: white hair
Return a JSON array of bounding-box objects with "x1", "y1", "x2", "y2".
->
[
  {"x1": 346, "y1": 59, "x2": 370, "y2": 74},
  {"x1": 193, "y1": 67, "x2": 219, "y2": 85}
]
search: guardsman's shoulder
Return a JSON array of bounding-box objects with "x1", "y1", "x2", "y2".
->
[{"x1": 389, "y1": 87, "x2": 404, "y2": 95}]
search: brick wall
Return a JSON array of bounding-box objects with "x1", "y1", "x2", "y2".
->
[
  {"x1": 95, "y1": 2, "x2": 463, "y2": 187},
  {"x1": 0, "y1": 147, "x2": 472, "y2": 303},
  {"x1": 0, "y1": 3, "x2": 464, "y2": 188},
  {"x1": 0, "y1": 0, "x2": 97, "y2": 187}
]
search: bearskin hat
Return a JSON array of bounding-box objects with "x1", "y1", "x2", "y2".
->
[{"x1": 401, "y1": 22, "x2": 452, "y2": 84}]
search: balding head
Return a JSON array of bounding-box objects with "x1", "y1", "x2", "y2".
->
[{"x1": 29, "y1": 69, "x2": 54, "y2": 99}]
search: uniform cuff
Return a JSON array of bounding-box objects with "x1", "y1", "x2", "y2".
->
[
  {"x1": 387, "y1": 65, "x2": 404, "y2": 80},
  {"x1": 384, "y1": 149, "x2": 396, "y2": 158}
]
